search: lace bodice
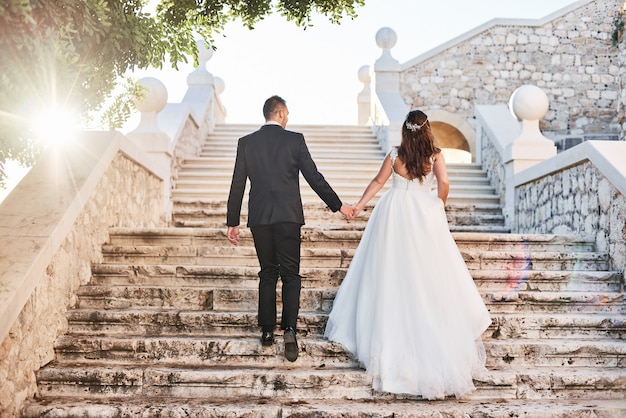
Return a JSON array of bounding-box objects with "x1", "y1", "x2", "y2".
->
[{"x1": 390, "y1": 148, "x2": 435, "y2": 192}]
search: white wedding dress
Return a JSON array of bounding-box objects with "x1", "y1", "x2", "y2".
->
[{"x1": 324, "y1": 148, "x2": 491, "y2": 399}]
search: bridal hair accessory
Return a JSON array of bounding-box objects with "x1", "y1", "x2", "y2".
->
[{"x1": 405, "y1": 120, "x2": 427, "y2": 131}]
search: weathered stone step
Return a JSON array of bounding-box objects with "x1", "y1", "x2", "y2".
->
[
  {"x1": 483, "y1": 291, "x2": 625, "y2": 313},
  {"x1": 34, "y1": 365, "x2": 374, "y2": 399},
  {"x1": 171, "y1": 204, "x2": 507, "y2": 230},
  {"x1": 100, "y1": 244, "x2": 610, "y2": 271},
  {"x1": 32, "y1": 364, "x2": 626, "y2": 401},
  {"x1": 76, "y1": 285, "x2": 335, "y2": 313},
  {"x1": 53, "y1": 334, "x2": 626, "y2": 370},
  {"x1": 171, "y1": 180, "x2": 497, "y2": 198},
  {"x1": 89, "y1": 264, "x2": 623, "y2": 293},
  {"x1": 488, "y1": 313, "x2": 626, "y2": 340},
  {"x1": 66, "y1": 310, "x2": 626, "y2": 340},
  {"x1": 53, "y1": 335, "x2": 358, "y2": 368},
  {"x1": 105, "y1": 228, "x2": 596, "y2": 251},
  {"x1": 173, "y1": 218, "x2": 511, "y2": 233},
  {"x1": 76, "y1": 283, "x2": 625, "y2": 314},
  {"x1": 179, "y1": 159, "x2": 488, "y2": 176},
  {"x1": 175, "y1": 171, "x2": 493, "y2": 187},
  {"x1": 171, "y1": 188, "x2": 503, "y2": 205},
  {"x1": 171, "y1": 214, "x2": 507, "y2": 230},
  {"x1": 20, "y1": 397, "x2": 626, "y2": 418},
  {"x1": 486, "y1": 339, "x2": 626, "y2": 368}
]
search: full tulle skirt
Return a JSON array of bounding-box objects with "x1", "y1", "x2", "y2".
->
[{"x1": 324, "y1": 187, "x2": 491, "y2": 399}]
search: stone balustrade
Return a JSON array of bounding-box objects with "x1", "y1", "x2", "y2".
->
[{"x1": 476, "y1": 95, "x2": 626, "y2": 276}]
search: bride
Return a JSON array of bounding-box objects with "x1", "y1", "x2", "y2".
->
[{"x1": 324, "y1": 109, "x2": 491, "y2": 399}]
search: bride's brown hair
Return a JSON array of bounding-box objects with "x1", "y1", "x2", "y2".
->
[{"x1": 397, "y1": 110, "x2": 440, "y2": 181}]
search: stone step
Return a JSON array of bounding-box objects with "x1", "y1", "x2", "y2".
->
[
  {"x1": 34, "y1": 364, "x2": 374, "y2": 400},
  {"x1": 180, "y1": 158, "x2": 488, "y2": 175},
  {"x1": 100, "y1": 243, "x2": 610, "y2": 271},
  {"x1": 171, "y1": 179, "x2": 497, "y2": 196},
  {"x1": 75, "y1": 282, "x2": 625, "y2": 314},
  {"x1": 175, "y1": 170, "x2": 493, "y2": 187},
  {"x1": 52, "y1": 334, "x2": 626, "y2": 369},
  {"x1": 172, "y1": 191, "x2": 503, "y2": 206},
  {"x1": 104, "y1": 229, "x2": 597, "y2": 252},
  {"x1": 173, "y1": 201, "x2": 506, "y2": 223},
  {"x1": 89, "y1": 264, "x2": 623, "y2": 293},
  {"x1": 20, "y1": 397, "x2": 626, "y2": 418},
  {"x1": 171, "y1": 213, "x2": 507, "y2": 230},
  {"x1": 53, "y1": 335, "x2": 359, "y2": 368},
  {"x1": 65, "y1": 310, "x2": 626, "y2": 340},
  {"x1": 32, "y1": 363, "x2": 626, "y2": 401}
]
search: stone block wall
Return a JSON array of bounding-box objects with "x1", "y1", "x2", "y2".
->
[
  {"x1": 618, "y1": 9, "x2": 626, "y2": 139},
  {"x1": 0, "y1": 154, "x2": 163, "y2": 417},
  {"x1": 401, "y1": 0, "x2": 623, "y2": 138},
  {"x1": 515, "y1": 161, "x2": 626, "y2": 272},
  {"x1": 479, "y1": 127, "x2": 506, "y2": 207}
]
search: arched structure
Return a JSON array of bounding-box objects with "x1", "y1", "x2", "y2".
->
[{"x1": 426, "y1": 109, "x2": 475, "y2": 163}]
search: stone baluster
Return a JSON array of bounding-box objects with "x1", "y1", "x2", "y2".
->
[
  {"x1": 127, "y1": 77, "x2": 173, "y2": 219},
  {"x1": 503, "y1": 84, "x2": 556, "y2": 224},
  {"x1": 357, "y1": 65, "x2": 371, "y2": 126}
]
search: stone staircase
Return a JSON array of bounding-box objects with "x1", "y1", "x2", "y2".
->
[
  {"x1": 171, "y1": 124, "x2": 509, "y2": 233},
  {"x1": 21, "y1": 124, "x2": 626, "y2": 417}
]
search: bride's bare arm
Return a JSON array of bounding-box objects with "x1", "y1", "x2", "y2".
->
[
  {"x1": 353, "y1": 155, "x2": 393, "y2": 216},
  {"x1": 433, "y1": 152, "x2": 450, "y2": 205}
]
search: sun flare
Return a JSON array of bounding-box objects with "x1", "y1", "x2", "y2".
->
[{"x1": 32, "y1": 109, "x2": 79, "y2": 146}]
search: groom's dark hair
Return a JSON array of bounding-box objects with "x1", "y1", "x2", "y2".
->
[{"x1": 263, "y1": 95, "x2": 287, "y2": 120}]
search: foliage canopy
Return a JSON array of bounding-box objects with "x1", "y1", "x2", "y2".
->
[{"x1": 0, "y1": 0, "x2": 364, "y2": 184}]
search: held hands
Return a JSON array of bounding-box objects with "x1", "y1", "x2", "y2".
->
[{"x1": 339, "y1": 204, "x2": 361, "y2": 221}]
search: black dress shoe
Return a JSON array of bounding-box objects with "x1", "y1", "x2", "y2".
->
[
  {"x1": 261, "y1": 331, "x2": 274, "y2": 346},
  {"x1": 283, "y1": 327, "x2": 298, "y2": 362}
]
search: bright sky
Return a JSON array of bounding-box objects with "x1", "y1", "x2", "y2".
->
[{"x1": 126, "y1": 0, "x2": 579, "y2": 128}]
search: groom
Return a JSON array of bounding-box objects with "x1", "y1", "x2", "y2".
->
[{"x1": 226, "y1": 95, "x2": 353, "y2": 362}]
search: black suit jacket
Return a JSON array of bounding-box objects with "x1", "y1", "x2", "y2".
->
[{"x1": 227, "y1": 124, "x2": 342, "y2": 227}]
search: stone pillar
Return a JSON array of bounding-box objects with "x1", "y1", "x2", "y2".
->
[
  {"x1": 127, "y1": 77, "x2": 173, "y2": 220},
  {"x1": 372, "y1": 27, "x2": 409, "y2": 149},
  {"x1": 183, "y1": 39, "x2": 219, "y2": 134},
  {"x1": 357, "y1": 65, "x2": 371, "y2": 126},
  {"x1": 503, "y1": 84, "x2": 557, "y2": 225}
]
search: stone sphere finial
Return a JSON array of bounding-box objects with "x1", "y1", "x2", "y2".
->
[
  {"x1": 135, "y1": 77, "x2": 168, "y2": 114},
  {"x1": 376, "y1": 27, "x2": 397, "y2": 50},
  {"x1": 214, "y1": 77, "x2": 225, "y2": 95},
  {"x1": 358, "y1": 65, "x2": 371, "y2": 84},
  {"x1": 509, "y1": 84, "x2": 549, "y2": 121}
]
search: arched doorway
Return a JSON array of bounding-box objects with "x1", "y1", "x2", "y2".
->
[
  {"x1": 424, "y1": 109, "x2": 475, "y2": 163},
  {"x1": 430, "y1": 122, "x2": 471, "y2": 164}
]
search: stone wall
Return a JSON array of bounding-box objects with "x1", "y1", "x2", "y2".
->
[
  {"x1": 401, "y1": 0, "x2": 623, "y2": 138},
  {"x1": 618, "y1": 7, "x2": 626, "y2": 139},
  {"x1": 515, "y1": 161, "x2": 626, "y2": 272},
  {"x1": 479, "y1": 126, "x2": 506, "y2": 207},
  {"x1": 0, "y1": 154, "x2": 163, "y2": 417}
]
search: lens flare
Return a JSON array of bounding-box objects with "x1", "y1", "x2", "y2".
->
[{"x1": 32, "y1": 109, "x2": 78, "y2": 146}]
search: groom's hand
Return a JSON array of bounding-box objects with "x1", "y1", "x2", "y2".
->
[
  {"x1": 227, "y1": 226, "x2": 240, "y2": 245},
  {"x1": 339, "y1": 204, "x2": 357, "y2": 221}
]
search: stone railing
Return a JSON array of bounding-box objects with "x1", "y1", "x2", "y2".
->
[
  {"x1": 515, "y1": 142, "x2": 626, "y2": 273},
  {"x1": 0, "y1": 41, "x2": 224, "y2": 416},
  {"x1": 476, "y1": 88, "x2": 626, "y2": 276}
]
